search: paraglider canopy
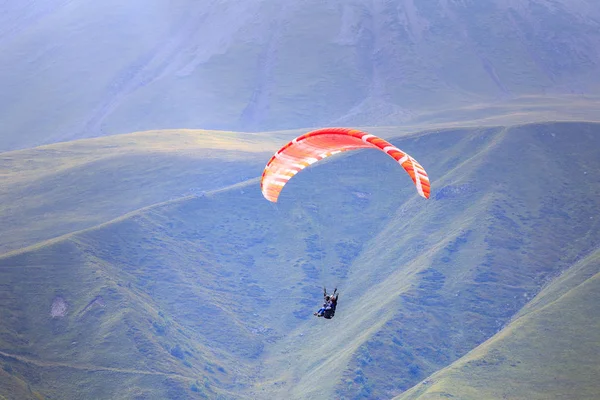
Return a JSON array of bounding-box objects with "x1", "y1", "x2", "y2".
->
[{"x1": 260, "y1": 127, "x2": 430, "y2": 202}]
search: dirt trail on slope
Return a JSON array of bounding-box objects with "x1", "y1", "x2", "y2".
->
[{"x1": 0, "y1": 350, "x2": 195, "y2": 381}]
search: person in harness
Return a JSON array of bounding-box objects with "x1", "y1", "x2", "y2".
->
[{"x1": 314, "y1": 287, "x2": 339, "y2": 319}]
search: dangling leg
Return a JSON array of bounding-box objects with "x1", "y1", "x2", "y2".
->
[{"x1": 314, "y1": 306, "x2": 326, "y2": 317}]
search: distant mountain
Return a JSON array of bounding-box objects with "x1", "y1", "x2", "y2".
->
[
  {"x1": 2, "y1": 0, "x2": 600, "y2": 151},
  {"x1": 1, "y1": 122, "x2": 599, "y2": 399}
]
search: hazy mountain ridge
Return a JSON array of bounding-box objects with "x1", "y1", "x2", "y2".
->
[{"x1": 2, "y1": 0, "x2": 600, "y2": 151}]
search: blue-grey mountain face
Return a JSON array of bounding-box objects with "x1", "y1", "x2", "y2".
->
[{"x1": 1, "y1": 0, "x2": 600, "y2": 150}]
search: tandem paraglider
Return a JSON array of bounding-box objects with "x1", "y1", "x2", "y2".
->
[{"x1": 259, "y1": 127, "x2": 431, "y2": 320}]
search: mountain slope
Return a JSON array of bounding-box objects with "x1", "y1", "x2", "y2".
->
[
  {"x1": 2, "y1": 0, "x2": 600, "y2": 150},
  {"x1": 259, "y1": 122, "x2": 600, "y2": 399},
  {"x1": 0, "y1": 128, "x2": 279, "y2": 254},
  {"x1": 0, "y1": 122, "x2": 599, "y2": 399},
  {"x1": 394, "y1": 246, "x2": 600, "y2": 400},
  {"x1": 0, "y1": 125, "x2": 431, "y2": 255},
  {"x1": 0, "y1": 195, "x2": 257, "y2": 399}
]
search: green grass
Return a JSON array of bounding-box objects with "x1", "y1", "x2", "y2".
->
[
  {"x1": 0, "y1": 129, "x2": 280, "y2": 254},
  {"x1": 394, "y1": 248, "x2": 600, "y2": 400},
  {"x1": 1, "y1": 122, "x2": 600, "y2": 399},
  {"x1": 254, "y1": 122, "x2": 600, "y2": 399}
]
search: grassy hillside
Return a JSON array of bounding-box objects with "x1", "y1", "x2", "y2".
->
[
  {"x1": 260, "y1": 122, "x2": 600, "y2": 399},
  {"x1": 2, "y1": 0, "x2": 600, "y2": 151},
  {"x1": 394, "y1": 247, "x2": 600, "y2": 400},
  {"x1": 1, "y1": 122, "x2": 599, "y2": 399},
  {"x1": 0, "y1": 129, "x2": 280, "y2": 254},
  {"x1": 0, "y1": 133, "x2": 415, "y2": 399},
  {"x1": 0, "y1": 125, "x2": 432, "y2": 255}
]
